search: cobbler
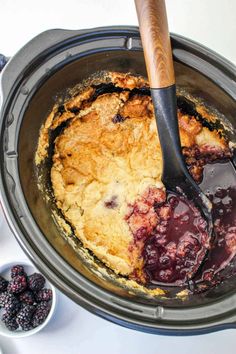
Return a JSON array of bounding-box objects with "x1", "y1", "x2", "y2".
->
[{"x1": 36, "y1": 71, "x2": 235, "y2": 291}]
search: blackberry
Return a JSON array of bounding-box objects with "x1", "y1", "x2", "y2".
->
[
  {"x1": 28, "y1": 273, "x2": 45, "y2": 292},
  {"x1": 0, "y1": 292, "x2": 21, "y2": 314},
  {"x1": 21, "y1": 322, "x2": 34, "y2": 331},
  {"x1": 0, "y1": 276, "x2": 8, "y2": 292},
  {"x1": 11, "y1": 265, "x2": 25, "y2": 278},
  {"x1": 35, "y1": 289, "x2": 52, "y2": 302},
  {"x1": 8, "y1": 275, "x2": 27, "y2": 294},
  {"x1": 112, "y1": 114, "x2": 125, "y2": 123},
  {"x1": 0, "y1": 54, "x2": 7, "y2": 73},
  {"x1": 32, "y1": 302, "x2": 51, "y2": 328},
  {"x1": 16, "y1": 305, "x2": 35, "y2": 329},
  {"x1": 19, "y1": 290, "x2": 35, "y2": 305},
  {"x1": 2, "y1": 312, "x2": 19, "y2": 331}
]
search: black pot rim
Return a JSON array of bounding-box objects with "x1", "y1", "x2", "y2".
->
[{"x1": 1, "y1": 25, "x2": 236, "y2": 335}]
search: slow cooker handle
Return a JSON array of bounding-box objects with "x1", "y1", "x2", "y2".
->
[{"x1": 0, "y1": 28, "x2": 111, "y2": 107}]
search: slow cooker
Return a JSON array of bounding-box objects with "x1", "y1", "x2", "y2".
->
[{"x1": 1, "y1": 26, "x2": 236, "y2": 335}]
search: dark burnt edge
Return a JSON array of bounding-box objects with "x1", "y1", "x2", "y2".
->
[
  {"x1": 91, "y1": 82, "x2": 125, "y2": 100},
  {"x1": 49, "y1": 119, "x2": 71, "y2": 145},
  {"x1": 35, "y1": 119, "x2": 73, "y2": 223},
  {"x1": 88, "y1": 83, "x2": 151, "y2": 106},
  {"x1": 53, "y1": 83, "x2": 129, "y2": 117},
  {"x1": 177, "y1": 95, "x2": 228, "y2": 139},
  {"x1": 69, "y1": 106, "x2": 80, "y2": 114},
  {"x1": 83, "y1": 84, "x2": 229, "y2": 136},
  {"x1": 129, "y1": 87, "x2": 151, "y2": 97},
  {"x1": 54, "y1": 84, "x2": 227, "y2": 137},
  {"x1": 64, "y1": 84, "x2": 226, "y2": 136},
  {"x1": 57, "y1": 104, "x2": 66, "y2": 114},
  {"x1": 52, "y1": 83, "x2": 152, "y2": 125},
  {"x1": 112, "y1": 114, "x2": 125, "y2": 124}
]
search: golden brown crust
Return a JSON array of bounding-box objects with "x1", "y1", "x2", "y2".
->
[
  {"x1": 51, "y1": 91, "x2": 163, "y2": 275},
  {"x1": 65, "y1": 87, "x2": 95, "y2": 111},
  {"x1": 35, "y1": 108, "x2": 57, "y2": 165},
  {"x1": 110, "y1": 71, "x2": 148, "y2": 89}
]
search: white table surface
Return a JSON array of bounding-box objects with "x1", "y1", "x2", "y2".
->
[{"x1": 0, "y1": 1, "x2": 236, "y2": 353}]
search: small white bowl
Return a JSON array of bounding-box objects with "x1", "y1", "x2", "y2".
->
[{"x1": 0, "y1": 260, "x2": 57, "y2": 338}]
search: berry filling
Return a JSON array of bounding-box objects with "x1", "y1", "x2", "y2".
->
[
  {"x1": 198, "y1": 186, "x2": 236, "y2": 283},
  {"x1": 125, "y1": 187, "x2": 165, "y2": 241},
  {"x1": 142, "y1": 192, "x2": 209, "y2": 285},
  {"x1": 104, "y1": 195, "x2": 118, "y2": 209},
  {"x1": 128, "y1": 181, "x2": 236, "y2": 289}
]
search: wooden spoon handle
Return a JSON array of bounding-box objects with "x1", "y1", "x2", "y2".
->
[{"x1": 135, "y1": 0, "x2": 175, "y2": 89}]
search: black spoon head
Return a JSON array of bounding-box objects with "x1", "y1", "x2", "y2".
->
[{"x1": 163, "y1": 173, "x2": 213, "y2": 234}]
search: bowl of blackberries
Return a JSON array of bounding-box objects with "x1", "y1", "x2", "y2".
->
[{"x1": 0, "y1": 260, "x2": 56, "y2": 337}]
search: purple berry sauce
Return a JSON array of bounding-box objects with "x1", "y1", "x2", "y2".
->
[
  {"x1": 197, "y1": 186, "x2": 236, "y2": 284},
  {"x1": 140, "y1": 161, "x2": 236, "y2": 290},
  {"x1": 142, "y1": 193, "x2": 209, "y2": 286}
]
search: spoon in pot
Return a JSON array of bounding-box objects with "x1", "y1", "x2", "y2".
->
[{"x1": 135, "y1": 0, "x2": 214, "y2": 281}]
